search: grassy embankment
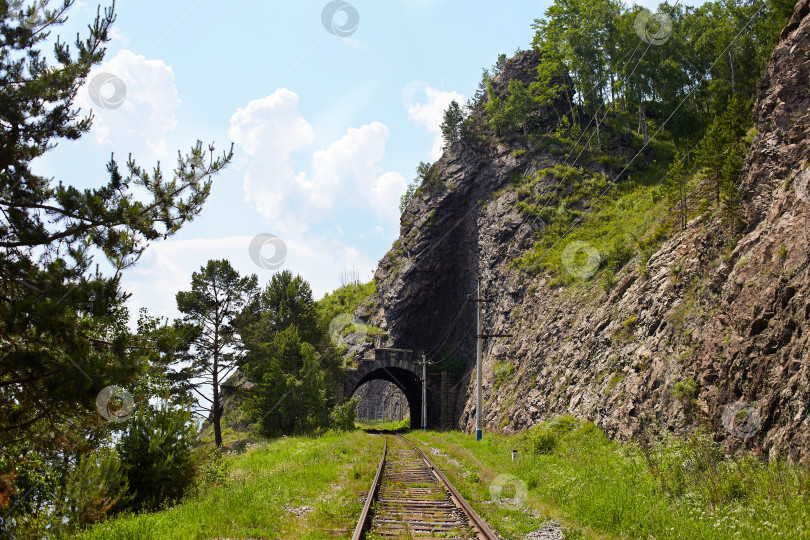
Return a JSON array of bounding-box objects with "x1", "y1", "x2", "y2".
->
[
  {"x1": 409, "y1": 417, "x2": 809, "y2": 540},
  {"x1": 75, "y1": 417, "x2": 808, "y2": 540},
  {"x1": 74, "y1": 431, "x2": 383, "y2": 540}
]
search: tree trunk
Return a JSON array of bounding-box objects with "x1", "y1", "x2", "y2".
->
[
  {"x1": 638, "y1": 103, "x2": 649, "y2": 144},
  {"x1": 609, "y1": 72, "x2": 616, "y2": 110},
  {"x1": 595, "y1": 114, "x2": 601, "y2": 149},
  {"x1": 212, "y1": 331, "x2": 222, "y2": 447},
  {"x1": 716, "y1": 173, "x2": 721, "y2": 207},
  {"x1": 565, "y1": 88, "x2": 577, "y2": 125},
  {"x1": 729, "y1": 50, "x2": 735, "y2": 94}
]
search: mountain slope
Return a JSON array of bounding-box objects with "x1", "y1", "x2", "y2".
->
[{"x1": 351, "y1": 0, "x2": 810, "y2": 461}]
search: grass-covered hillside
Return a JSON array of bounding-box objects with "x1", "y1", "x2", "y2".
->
[
  {"x1": 75, "y1": 431, "x2": 384, "y2": 540},
  {"x1": 76, "y1": 418, "x2": 809, "y2": 539}
]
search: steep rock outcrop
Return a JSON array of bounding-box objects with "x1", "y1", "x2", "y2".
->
[{"x1": 352, "y1": 2, "x2": 810, "y2": 461}]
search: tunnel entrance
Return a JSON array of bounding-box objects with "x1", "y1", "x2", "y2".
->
[
  {"x1": 354, "y1": 380, "x2": 409, "y2": 423},
  {"x1": 348, "y1": 365, "x2": 422, "y2": 429}
]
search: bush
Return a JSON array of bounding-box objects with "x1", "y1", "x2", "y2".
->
[
  {"x1": 643, "y1": 431, "x2": 756, "y2": 505},
  {"x1": 330, "y1": 397, "x2": 360, "y2": 431},
  {"x1": 185, "y1": 447, "x2": 229, "y2": 500},
  {"x1": 0, "y1": 445, "x2": 58, "y2": 536},
  {"x1": 606, "y1": 235, "x2": 635, "y2": 271},
  {"x1": 116, "y1": 402, "x2": 198, "y2": 511},
  {"x1": 52, "y1": 448, "x2": 130, "y2": 535},
  {"x1": 530, "y1": 429, "x2": 557, "y2": 454},
  {"x1": 672, "y1": 378, "x2": 700, "y2": 403},
  {"x1": 525, "y1": 415, "x2": 581, "y2": 454}
]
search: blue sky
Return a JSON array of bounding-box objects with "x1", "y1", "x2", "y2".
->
[{"x1": 32, "y1": 0, "x2": 676, "y2": 322}]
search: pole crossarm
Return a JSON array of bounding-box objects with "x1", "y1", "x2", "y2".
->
[{"x1": 469, "y1": 279, "x2": 512, "y2": 442}]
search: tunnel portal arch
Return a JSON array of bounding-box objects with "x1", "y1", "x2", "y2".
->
[{"x1": 343, "y1": 349, "x2": 423, "y2": 429}]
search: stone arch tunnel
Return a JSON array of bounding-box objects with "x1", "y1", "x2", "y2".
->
[{"x1": 341, "y1": 348, "x2": 460, "y2": 429}]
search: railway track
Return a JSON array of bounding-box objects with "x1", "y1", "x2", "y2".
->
[{"x1": 352, "y1": 432, "x2": 498, "y2": 540}]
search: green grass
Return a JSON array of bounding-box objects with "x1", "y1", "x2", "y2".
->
[
  {"x1": 408, "y1": 417, "x2": 810, "y2": 540},
  {"x1": 514, "y1": 180, "x2": 671, "y2": 285},
  {"x1": 355, "y1": 418, "x2": 411, "y2": 432},
  {"x1": 316, "y1": 280, "x2": 377, "y2": 330},
  {"x1": 75, "y1": 421, "x2": 809, "y2": 539},
  {"x1": 504, "y1": 129, "x2": 682, "y2": 287},
  {"x1": 74, "y1": 430, "x2": 383, "y2": 540}
]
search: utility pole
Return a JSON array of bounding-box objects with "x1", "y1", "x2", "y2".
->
[
  {"x1": 468, "y1": 279, "x2": 512, "y2": 441},
  {"x1": 422, "y1": 354, "x2": 427, "y2": 430},
  {"x1": 474, "y1": 281, "x2": 484, "y2": 440}
]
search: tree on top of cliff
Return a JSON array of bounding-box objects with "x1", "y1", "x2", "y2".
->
[{"x1": 441, "y1": 100, "x2": 465, "y2": 150}]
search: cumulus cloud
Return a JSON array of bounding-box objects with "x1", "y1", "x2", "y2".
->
[
  {"x1": 229, "y1": 89, "x2": 405, "y2": 230},
  {"x1": 77, "y1": 49, "x2": 180, "y2": 158},
  {"x1": 407, "y1": 86, "x2": 465, "y2": 160},
  {"x1": 122, "y1": 235, "x2": 378, "y2": 323},
  {"x1": 307, "y1": 123, "x2": 406, "y2": 218},
  {"x1": 229, "y1": 89, "x2": 315, "y2": 223}
]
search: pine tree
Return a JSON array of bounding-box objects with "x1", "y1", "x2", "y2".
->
[
  {"x1": 720, "y1": 141, "x2": 746, "y2": 237},
  {"x1": 0, "y1": 1, "x2": 233, "y2": 452},
  {"x1": 697, "y1": 118, "x2": 726, "y2": 205},
  {"x1": 666, "y1": 153, "x2": 689, "y2": 231},
  {"x1": 440, "y1": 100, "x2": 464, "y2": 150},
  {"x1": 116, "y1": 402, "x2": 196, "y2": 510},
  {"x1": 175, "y1": 260, "x2": 258, "y2": 446},
  {"x1": 239, "y1": 272, "x2": 342, "y2": 437}
]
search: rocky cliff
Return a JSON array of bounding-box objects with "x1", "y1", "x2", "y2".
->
[{"x1": 350, "y1": 1, "x2": 810, "y2": 461}]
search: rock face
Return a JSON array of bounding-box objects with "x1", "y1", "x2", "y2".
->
[
  {"x1": 354, "y1": 380, "x2": 409, "y2": 423},
  {"x1": 352, "y1": 1, "x2": 810, "y2": 461}
]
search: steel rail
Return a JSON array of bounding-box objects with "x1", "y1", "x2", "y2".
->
[
  {"x1": 397, "y1": 433, "x2": 499, "y2": 540},
  {"x1": 353, "y1": 430, "x2": 498, "y2": 540},
  {"x1": 351, "y1": 435, "x2": 387, "y2": 540}
]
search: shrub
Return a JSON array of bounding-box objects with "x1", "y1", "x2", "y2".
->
[
  {"x1": 0, "y1": 446, "x2": 58, "y2": 537},
  {"x1": 672, "y1": 378, "x2": 699, "y2": 403},
  {"x1": 606, "y1": 235, "x2": 635, "y2": 271},
  {"x1": 116, "y1": 402, "x2": 198, "y2": 511},
  {"x1": 52, "y1": 448, "x2": 130, "y2": 535},
  {"x1": 330, "y1": 397, "x2": 360, "y2": 431},
  {"x1": 185, "y1": 447, "x2": 230, "y2": 500},
  {"x1": 601, "y1": 269, "x2": 616, "y2": 292},
  {"x1": 530, "y1": 429, "x2": 557, "y2": 454},
  {"x1": 525, "y1": 415, "x2": 581, "y2": 454}
]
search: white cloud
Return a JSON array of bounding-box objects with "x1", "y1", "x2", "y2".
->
[
  {"x1": 229, "y1": 89, "x2": 405, "y2": 230},
  {"x1": 77, "y1": 50, "x2": 180, "y2": 158},
  {"x1": 307, "y1": 122, "x2": 406, "y2": 219},
  {"x1": 109, "y1": 27, "x2": 130, "y2": 46},
  {"x1": 229, "y1": 89, "x2": 315, "y2": 223},
  {"x1": 407, "y1": 86, "x2": 465, "y2": 160},
  {"x1": 122, "y1": 234, "x2": 378, "y2": 323}
]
